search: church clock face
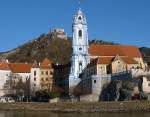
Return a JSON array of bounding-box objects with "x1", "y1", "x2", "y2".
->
[
  {"x1": 78, "y1": 24, "x2": 82, "y2": 28},
  {"x1": 79, "y1": 47, "x2": 82, "y2": 51}
]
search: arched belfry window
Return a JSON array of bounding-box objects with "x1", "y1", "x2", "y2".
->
[
  {"x1": 79, "y1": 30, "x2": 82, "y2": 38},
  {"x1": 78, "y1": 16, "x2": 82, "y2": 20}
]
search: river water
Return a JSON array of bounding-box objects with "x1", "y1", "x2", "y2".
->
[{"x1": 0, "y1": 111, "x2": 149, "y2": 117}]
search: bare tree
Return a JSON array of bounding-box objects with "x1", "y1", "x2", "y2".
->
[{"x1": 3, "y1": 73, "x2": 31, "y2": 102}]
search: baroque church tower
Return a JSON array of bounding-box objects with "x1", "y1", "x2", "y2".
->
[{"x1": 69, "y1": 8, "x2": 89, "y2": 93}]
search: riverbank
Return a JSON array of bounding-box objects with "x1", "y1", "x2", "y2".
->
[{"x1": 0, "y1": 101, "x2": 150, "y2": 113}]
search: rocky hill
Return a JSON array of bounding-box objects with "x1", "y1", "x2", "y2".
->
[
  {"x1": 140, "y1": 47, "x2": 150, "y2": 67},
  {"x1": 0, "y1": 32, "x2": 72, "y2": 64},
  {"x1": 0, "y1": 31, "x2": 150, "y2": 66}
]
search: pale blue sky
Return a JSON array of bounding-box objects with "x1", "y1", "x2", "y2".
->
[{"x1": 0, "y1": 0, "x2": 150, "y2": 52}]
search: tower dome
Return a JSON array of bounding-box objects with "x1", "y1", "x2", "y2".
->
[{"x1": 73, "y1": 8, "x2": 87, "y2": 25}]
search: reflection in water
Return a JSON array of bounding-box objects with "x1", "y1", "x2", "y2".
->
[{"x1": 0, "y1": 111, "x2": 150, "y2": 117}]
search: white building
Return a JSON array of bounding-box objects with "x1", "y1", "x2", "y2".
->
[
  {"x1": 30, "y1": 61, "x2": 41, "y2": 96},
  {"x1": 142, "y1": 77, "x2": 150, "y2": 94},
  {"x1": 0, "y1": 61, "x2": 33, "y2": 97},
  {"x1": 0, "y1": 58, "x2": 56, "y2": 97},
  {"x1": 8, "y1": 63, "x2": 32, "y2": 83},
  {"x1": 51, "y1": 28, "x2": 67, "y2": 40},
  {"x1": 0, "y1": 61, "x2": 11, "y2": 96}
]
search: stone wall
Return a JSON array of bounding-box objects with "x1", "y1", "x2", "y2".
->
[
  {"x1": 81, "y1": 74, "x2": 111, "y2": 101},
  {"x1": 80, "y1": 94, "x2": 99, "y2": 102},
  {"x1": 91, "y1": 74, "x2": 111, "y2": 95},
  {"x1": 69, "y1": 77, "x2": 81, "y2": 95}
]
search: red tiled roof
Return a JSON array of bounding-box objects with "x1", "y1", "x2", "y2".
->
[
  {"x1": 8, "y1": 63, "x2": 32, "y2": 73},
  {"x1": 97, "y1": 57, "x2": 114, "y2": 64},
  {"x1": 0, "y1": 63, "x2": 10, "y2": 70},
  {"x1": 121, "y1": 57, "x2": 138, "y2": 64},
  {"x1": 40, "y1": 58, "x2": 53, "y2": 69},
  {"x1": 89, "y1": 44, "x2": 142, "y2": 58}
]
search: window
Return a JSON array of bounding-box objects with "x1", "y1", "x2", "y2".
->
[
  {"x1": 34, "y1": 71, "x2": 36, "y2": 76},
  {"x1": 46, "y1": 78, "x2": 49, "y2": 81},
  {"x1": 41, "y1": 78, "x2": 44, "y2": 81},
  {"x1": 34, "y1": 78, "x2": 36, "y2": 81},
  {"x1": 79, "y1": 30, "x2": 82, "y2": 37},
  {"x1": 50, "y1": 71, "x2": 53, "y2": 75},
  {"x1": 6, "y1": 80, "x2": 8, "y2": 84},
  {"x1": 94, "y1": 80, "x2": 96, "y2": 84},
  {"x1": 78, "y1": 16, "x2": 82, "y2": 20},
  {"x1": 46, "y1": 71, "x2": 48, "y2": 75},
  {"x1": 79, "y1": 62, "x2": 82, "y2": 72}
]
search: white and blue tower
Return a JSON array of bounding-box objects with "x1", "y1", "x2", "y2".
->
[{"x1": 69, "y1": 8, "x2": 89, "y2": 93}]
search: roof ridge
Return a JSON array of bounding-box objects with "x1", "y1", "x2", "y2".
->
[{"x1": 89, "y1": 44, "x2": 142, "y2": 58}]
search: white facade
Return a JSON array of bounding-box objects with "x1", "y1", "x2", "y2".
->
[
  {"x1": 142, "y1": 77, "x2": 150, "y2": 93},
  {"x1": 12, "y1": 73, "x2": 31, "y2": 82},
  {"x1": 30, "y1": 67, "x2": 41, "y2": 95},
  {"x1": 91, "y1": 75, "x2": 111, "y2": 95},
  {"x1": 0, "y1": 66, "x2": 47, "y2": 97},
  {"x1": 0, "y1": 70, "x2": 11, "y2": 96},
  {"x1": 81, "y1": 74, "x2": 111, "y2": 102},
  {"x1": 69, "y1": 9, "x2": 89, "y2": 93},
  {"x1": 52, "y1": 28, "x2": 67, "y2": 39}
]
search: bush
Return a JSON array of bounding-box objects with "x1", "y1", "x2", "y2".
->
[{"x1": 50, "y1": 92, "x2": 61, "y2": 99}]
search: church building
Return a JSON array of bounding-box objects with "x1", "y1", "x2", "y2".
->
[{"x1": 69, "y1": 8, "x2": 150, "y2": 98}]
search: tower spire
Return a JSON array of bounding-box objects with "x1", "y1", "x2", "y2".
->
[{"x1": 78, "y1": 0, "x2": 81, "y2": 10}]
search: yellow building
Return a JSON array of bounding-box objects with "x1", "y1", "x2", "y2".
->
[
  {"x1": 84, "y1": 55, "x2": 140, "y2": 77},
  {"x1": 82, "y1": 44, "x2": 148, "y2": 82},
  {"x1": 80, "y1": 44, "x2": 149, "y2": 98},
  {"x1": 40, "y1": 58, "x2": 54, "y2": 91}
]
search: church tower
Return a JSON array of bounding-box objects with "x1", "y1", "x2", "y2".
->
[{"x1": 69, "y1": 8, "x2": 89, "y2": 93}]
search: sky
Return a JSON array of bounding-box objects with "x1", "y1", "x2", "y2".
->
[{"x1": 0, "y1": 0, "x2": 150, "y2": 52}]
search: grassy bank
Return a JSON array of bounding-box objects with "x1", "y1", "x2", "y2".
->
[{"x1": 0, "y1": 101, "x2": 150, "y2": 113}]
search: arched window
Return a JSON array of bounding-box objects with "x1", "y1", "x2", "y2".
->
[
  {"x1": 78, "y1": 16, "x2": 82, "y2": 20},
  {"x1": 79, "y1": 30, "x2": 82, "y2": 38},
  {"x1": 79, "y1": 62, "x2": 82, "y2": 72}
]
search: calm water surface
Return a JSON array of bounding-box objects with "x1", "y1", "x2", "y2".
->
[{"x1": 0, "y1": 111, "x2": 149, "y2": 117}]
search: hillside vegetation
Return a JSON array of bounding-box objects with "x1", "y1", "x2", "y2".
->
[
  {"x1": 0, "y1": 33, "x2": 72, "y2": 64},
  {"x1": 0, "y1": 31, "x2": 150, "y2": 66},
  {"x1": 140, "y1": 47, "x2": 150, "y2": 67}
]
